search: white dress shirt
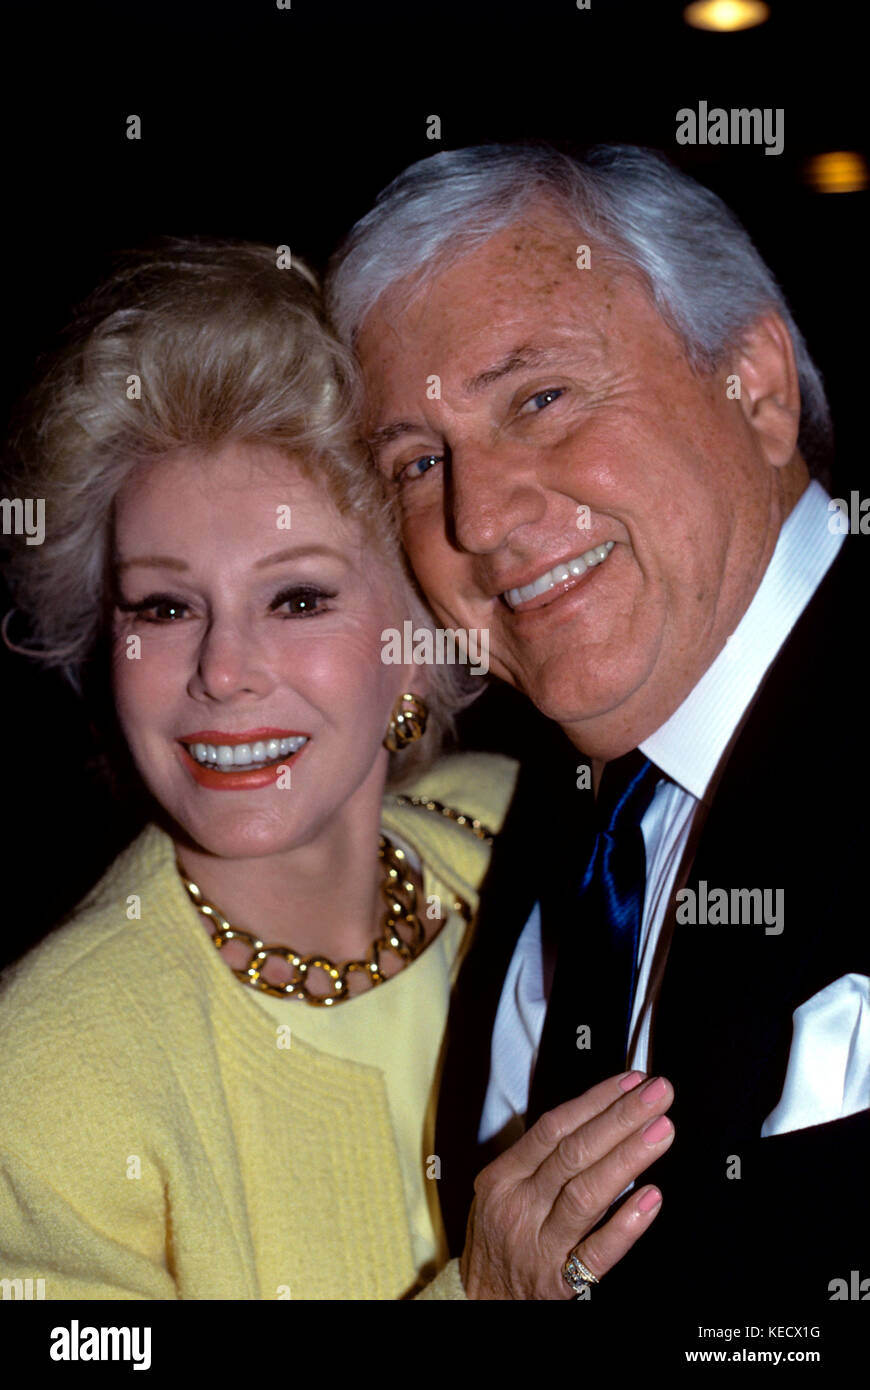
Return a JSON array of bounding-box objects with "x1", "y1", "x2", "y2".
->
[{"x1": 479, "y1": 481, "x2": 868, "y2": 1143}]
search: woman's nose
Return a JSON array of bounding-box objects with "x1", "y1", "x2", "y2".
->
[{"x1": 188, "y1": 617, "x2": 275, "y2": 701}]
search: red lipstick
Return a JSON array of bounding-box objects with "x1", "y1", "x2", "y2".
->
[{"x1": 175, "y1": 733, "x2": 310, "y2": 791}]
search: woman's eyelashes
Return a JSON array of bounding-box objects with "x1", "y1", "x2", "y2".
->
[
  {"x1": 115, "y1": 592, "x2": 191, "y2": 623},
  {"x1": 269, "y1": 585, "x2": 337, "y2": 619},
  {"x1": 115, "y1": 585, "x2": 337, "y2": 623}
]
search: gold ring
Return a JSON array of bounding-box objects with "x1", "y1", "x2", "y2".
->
[{"x1": 562, "y1": 1253, "x2": 600, "y2": 1296}]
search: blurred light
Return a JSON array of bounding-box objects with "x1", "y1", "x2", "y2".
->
[
  {"x1": 803, "y1": 151, "x2": 869, "y2": 193},
  {"x1": 683, "y1": 1, "x2": 770, "y2": 31}
]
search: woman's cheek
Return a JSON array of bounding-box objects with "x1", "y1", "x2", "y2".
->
[{"x1": 293, "y1": 624, "x2": 395, "y2": 702}]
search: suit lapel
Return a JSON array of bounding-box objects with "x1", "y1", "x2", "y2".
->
[{"x1": 651, "y1": 535, "x2": 860, "y2": 1148}]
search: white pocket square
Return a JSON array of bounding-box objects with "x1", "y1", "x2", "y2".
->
[{"x1": 761, "y1": 973, "x2": 870, "y2": 1137}]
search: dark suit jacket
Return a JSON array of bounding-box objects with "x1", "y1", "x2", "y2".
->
[{"x1": 435, "y1": 532, "x2": 869, "y2": 1313}]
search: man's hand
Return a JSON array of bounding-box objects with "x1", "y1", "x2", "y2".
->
[{"x1": 459, "y1": 1071, "x2": 674, "y2": 1299}]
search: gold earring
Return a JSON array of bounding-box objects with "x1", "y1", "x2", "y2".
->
[{"x1": 383, "y1": 692, "x2": 429, "y2": 752}]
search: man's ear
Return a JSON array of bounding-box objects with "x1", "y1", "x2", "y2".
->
[{"x1": 728, "y1": 311, "x2": 802, "y2": 469}]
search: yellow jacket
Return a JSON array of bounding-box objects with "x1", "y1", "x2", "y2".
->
[{"x1": 0, "y1": 752, "x2": 516, "y2": 1300}]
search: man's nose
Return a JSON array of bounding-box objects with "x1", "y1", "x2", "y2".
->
[
  {"x1": 449, "y1": 442, "x2": 545, "y2": 553},
  {"x1": 189, "y1": 616, "x2": 275, "y2": 702}
]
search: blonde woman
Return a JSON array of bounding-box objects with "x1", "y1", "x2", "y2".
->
[{"x1": 0, "y1": 241, "x2": 672, "y2": 1300}]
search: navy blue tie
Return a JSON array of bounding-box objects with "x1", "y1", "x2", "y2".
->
[{"x1": 527, "y1": 751, "x2": 661, "y2": 1123}]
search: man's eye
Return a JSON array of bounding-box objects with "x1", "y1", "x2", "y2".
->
[
  {"x1": 398, "y1": 453, "x2": 442, "y2": 484},
  {"x1": 522, "y1": 387, "x2": 565, "y2": 413}
]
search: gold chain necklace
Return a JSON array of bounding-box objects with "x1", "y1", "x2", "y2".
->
[
  {"x1": 391, "y1": 795, "x2": 494, "y2": 845},
  {"x1": 177, "y1": 829, "x2": 475, "y2": 1006}
]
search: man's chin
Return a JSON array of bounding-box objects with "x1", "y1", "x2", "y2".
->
[{"x1": 504, "y1": 665, "x2": 651, "y2": 744}]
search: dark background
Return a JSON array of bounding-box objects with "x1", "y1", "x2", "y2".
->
[{"x1": 1, "y1": 0, "x2": 867, "y2": 966}]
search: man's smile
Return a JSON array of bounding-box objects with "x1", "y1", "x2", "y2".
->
[{"x1": 501, "y1": 540, "x2": 616, "y2": 611}]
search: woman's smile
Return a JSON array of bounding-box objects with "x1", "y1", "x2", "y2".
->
[{"x1": 176, "y1": 733, "x2": 310, "y2": 790}]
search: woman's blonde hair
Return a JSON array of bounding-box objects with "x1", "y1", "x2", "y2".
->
[{"x1": 2, "y1": 238, "x2": 477, "y2": 790}]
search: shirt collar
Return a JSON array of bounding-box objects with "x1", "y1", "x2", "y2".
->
[{"x1": 640, "y1": 481, "x2": 844, "y2": 802}]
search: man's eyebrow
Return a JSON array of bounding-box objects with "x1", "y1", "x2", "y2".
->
[
  {"x1": 366, "y1": 420, "x2": 421, "y2": 453},
  {"x1": 464, "y1": 344, "x2": 556, "y2": 395}
]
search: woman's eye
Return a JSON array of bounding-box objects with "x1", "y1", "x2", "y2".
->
[
  {"x1": 116, "y1": 595, "x2": 189, "y2": 623},
  {"x1": 271, "y1": 586, "x2": 334, "y2": 618},
  {"x1": 398, "y1": 454, "x2": 442, "y2": 484},
  {"x1": 523, "y1": 387, "x2": 565, "y2": 413}
]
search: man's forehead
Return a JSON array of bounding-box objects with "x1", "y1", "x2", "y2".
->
[
  {"x1": 398, "y1": 214, "x2": 591, "y2": 323},
  {"x1": 458, "y1": 208, "x2": 582, "y2": 280},
  {"x1": 359, "y1": 221, "x2": 638, "y2": 369}
]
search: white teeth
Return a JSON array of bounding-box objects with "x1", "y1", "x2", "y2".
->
[
  {"x1": 186, "y1": 736, "x2": 308, "y2": 770},
  {"x1": 504, "y1": 541, "x2": 615, "y2": 611}
]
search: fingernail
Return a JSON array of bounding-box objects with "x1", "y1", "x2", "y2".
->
[
  {"x1": 618, "y1": 1070, "x2": 645, "y2": 1092},
  {"x1": 637, "y1": 1187, "x2": 662, "y2": 1213},
  {"x1": 642, "y1": 1115, "x2": 673, "y2": 1145},
  {"x1": 639, "y1": 1076, "x2": 666, "y2": 1104}
]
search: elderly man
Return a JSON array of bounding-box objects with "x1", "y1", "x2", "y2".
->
[{"x1": 327, "y1": 144, "x2": 868, "y2": 1307}]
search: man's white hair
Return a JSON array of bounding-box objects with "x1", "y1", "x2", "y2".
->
[{"x1": 327, "y1": 142, "x2": 831, "y2": 477}]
